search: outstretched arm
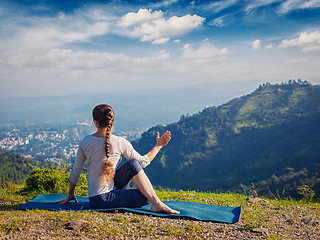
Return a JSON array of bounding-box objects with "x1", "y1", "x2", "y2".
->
[
  {"x1": 146, "y1": 130, "x2": 171, "y2": 162},
  {"x1": 58, "y1": 144, "x2": 85, "y2": 204},
  {"x1": 58, "y1": 181, "x2": 78, "y2": 204}
]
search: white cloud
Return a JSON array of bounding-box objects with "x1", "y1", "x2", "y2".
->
[
  {"x1": 46, "y1": 49, "x2": 127, "y2": 69},
  {"x1": 207, "y1": 0, "x2": 240, "y2": 13},
  {"x1": 0, "y1": 47, "x2": 173, "y2": 97},
  {"x1": 152, "y1": 38, "x2": 170, "y2": 44},
  {"x1": 251, "y1": 39, "x2": 261, "y2": 50},
  {"x1": 183, "y1": 43, "x2": 193, "y2": 49},
  {"x1": 278, "y1": 0, "x2": 320, "y2": 13},
  {"x1": 208, "y1": 13, "x2": 237, "y2": 27},
  {"x1": 173, "y1": 39, "x2": 181, "y2": 43},
  {"x1": 200, "y1": 0, "x2": 320, "y2": 18},
  {"x1": 181, "y1": 42, "x2": 229, "y2": 62},
  {"x1": 127, "y1": 13, "x2": 205, "y2": 43},
  {"x1": 117, "y1": 9, "x2": 163, "y2": 27},
  {"x1": 3, "y1": 7, "x2": 205, "y2": 50},
  {"x1": 278, "y1": 31, "x2": 320, "y2": 51},
  {"x1": 3, "y1": 46, "x2": 171, "y2": 74},
  {"x1": 244, "y1": 0, "x2": 320, "y2": 14},
  {"x1": 284, "y1": 57, "x2": 310, "y2": 63},
  {"x1": 58, "y1": 12, "x2": 66, "y2": 19},
  {"x1": 7, "y1": 53, "x2": 33, "y2": 68},
  {"x1": 43, "y1": 48, "x2": 170, "y2": 70},
  {"x1": 149, "y1": 0, "x2": 179, "y2": 8},
  {"x1": 209, "y1": 16, "x2": 225, "y2": 27},
  {"x1": 3, "y1": 12, "x2": 111, "y2": 51},
  {"x1": 265, "y1": 44, "x2": 275, "y2": 49},
  {"x1": 246, "y1": 0, "x2": 280, "y2": 13}
]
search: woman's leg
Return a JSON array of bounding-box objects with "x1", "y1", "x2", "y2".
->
[
  {"x1": 115, "y1": 160, "x2": 179, "y2": 213},
  {"x1": 114, "y1": 160, "x2": 142, "y2": 190},
  {"x1": 89, "y1": 188, "x2": 149, "y2": 209},
  {"x1": 133, "y1": 170, "x2": 180, "y2": 214},
  {"x1": 91, "y1": 160, "x2": 179, "y2": 213},
  {"x1": 90, "y1": 160, "x2": 150, "y2": 209}
]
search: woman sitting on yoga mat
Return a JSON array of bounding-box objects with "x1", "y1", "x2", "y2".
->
[{"x1": 58, "y1": 104, "x2": 179, "y2": 214}]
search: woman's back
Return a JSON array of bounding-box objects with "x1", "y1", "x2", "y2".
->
[{"x1": 70, "y1": 134, "x2": 149, "y2": 197}]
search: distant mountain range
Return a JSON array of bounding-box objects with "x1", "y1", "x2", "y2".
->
[
  {"x1": 132, "y1": 81, "x2": 320, "y2": 199},
  {"x1": 0, "y1": 81, "x2": 257, "y2": 135}
]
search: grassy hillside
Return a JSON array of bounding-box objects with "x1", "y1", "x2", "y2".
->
[
  {"x1": 0, "y1": 149, "x2": 55, "y2": 184},
  {"x1": 132, "y1": 81, "x2": 320, "y2": 199}
]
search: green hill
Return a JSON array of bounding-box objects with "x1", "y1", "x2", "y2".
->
[
  {"x1": 0, "y1": 149, "x2": 54, "y2": 184},
  {"x1": 132, "y1": 81, "x2": 320, "y2": 199}
]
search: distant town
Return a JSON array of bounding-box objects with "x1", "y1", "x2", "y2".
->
[{"x1": 0, "y1": 121, "x2": 143, "y2": 163}]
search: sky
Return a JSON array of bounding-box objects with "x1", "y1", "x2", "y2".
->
[{"x1": 0, "y1": 0, "x2": 320, "y2": 98}]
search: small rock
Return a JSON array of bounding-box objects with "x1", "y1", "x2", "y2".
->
[
  {"x1": 215, "y1": 226, "x2": 226, "y2": 233},
  {"x1": 251, "y1": 228, "x2": 269, "y2": 236},
  {"x1": 246, "y1": 198, "x2": 271, "y2": 205},
  {"x1": 301, "y1": 216, "x2": 313, "y2": 225},
  {"x1": 312, "y1": 220, "x2": 319, "y2": 226},
  {"x1": 287, "y1": 219, "x2": 295, "y2": 225},
  {"x1": 66, "y1": 220, "x2": 87, "y2": 230}
]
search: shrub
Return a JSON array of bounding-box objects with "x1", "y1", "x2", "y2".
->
[
  {"x1": 297, "y1": 185, "x2": 315, "y2": 202},
  {"x1": 20, "y1": 166, "x2": 88, "y2": 196}
]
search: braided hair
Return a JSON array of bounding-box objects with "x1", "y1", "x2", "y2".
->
[{"x1": 92, "y1": 104, "x2": 115, "y2": 183}]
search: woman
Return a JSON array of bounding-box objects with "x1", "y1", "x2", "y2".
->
[{"x1": 58, "y1": 104, "x2": 179, "y2": 214}]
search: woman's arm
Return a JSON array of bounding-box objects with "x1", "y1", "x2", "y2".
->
[
  {"x1": 146, "y1": 131, "x2": 171, "y2": 162},
  {"x1": 58, "y1": 143, "x2": 86, "y2": 204},
  {"x1": 58, "y1": 181, "x2": 78, "y2": 204},
  {"x1": 120, "y1": 130, "x2": 171, "y2": 166}
]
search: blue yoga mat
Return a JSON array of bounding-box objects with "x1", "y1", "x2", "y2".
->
[{"x1": 18, "y1": 194, "x2": 241, "y2": 224}]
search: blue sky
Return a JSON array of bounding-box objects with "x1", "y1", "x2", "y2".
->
[{"x1": 0, "y1": 0, "x2": 320, "y2": 98}]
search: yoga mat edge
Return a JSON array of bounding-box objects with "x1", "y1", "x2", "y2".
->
[{"x1": 17, "y1": 194, "x2": 241, "y2": 224}]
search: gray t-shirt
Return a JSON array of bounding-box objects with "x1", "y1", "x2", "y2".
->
[{"x1": 69, "y1": 135, "x2": 150, "y2": 197}]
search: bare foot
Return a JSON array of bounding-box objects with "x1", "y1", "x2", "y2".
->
[{"x1": 150, "y1": 201, "x2": 180, "y2": 214}]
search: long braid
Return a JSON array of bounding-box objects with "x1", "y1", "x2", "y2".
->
[
  {"x1": 104, "y1": 108, "x2": 115, "y2": 183},
  {"x1": 92, "y1": 104, "x2": 115, "y2": 184}
]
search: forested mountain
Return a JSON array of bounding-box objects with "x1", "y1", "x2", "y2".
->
[
  {"x1": 0, "y1": 149, "x2": 54, "y2": 184},
  {"x1": 132, "y1": 81, "x2": 320, "y2": 199}
]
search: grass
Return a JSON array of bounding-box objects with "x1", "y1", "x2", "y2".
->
[{"x1": 1, "y1": 179, "x2": 320, "y2": 239}]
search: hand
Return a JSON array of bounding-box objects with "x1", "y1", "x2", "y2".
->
[
  {"x1": 156, "y1": 131, "x2": 171, "y2": 147},
  {"x1": 58, "y1": 194, "x2": 78, "y2": 204}
]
